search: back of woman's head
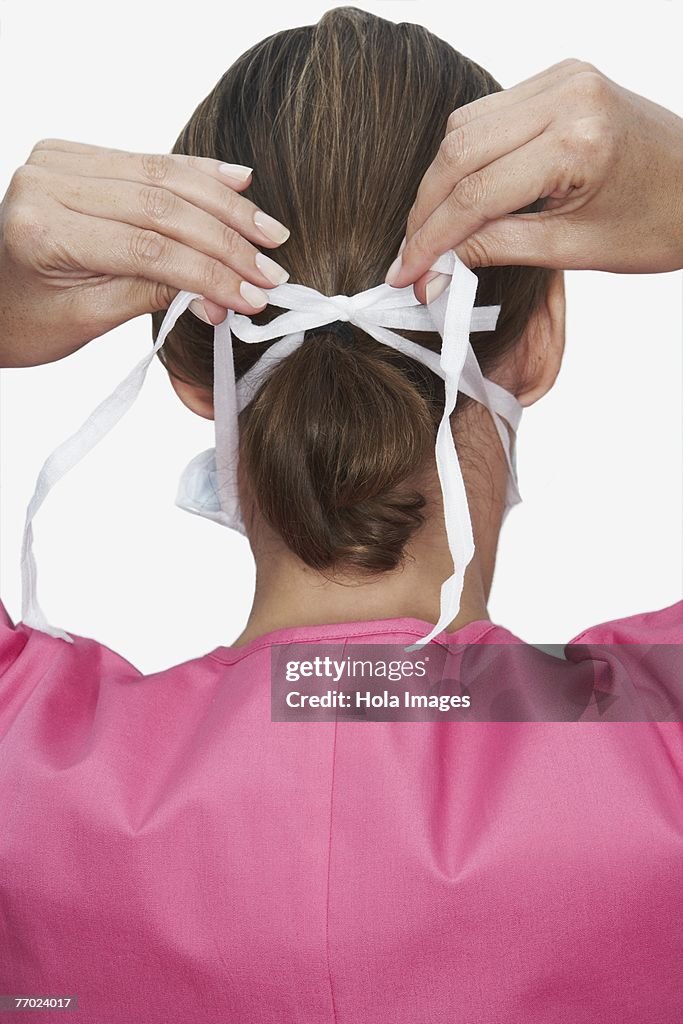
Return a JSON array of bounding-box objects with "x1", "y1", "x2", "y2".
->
[{"x1": 153, "y1": 5, "x2": 552, "y2": 576}]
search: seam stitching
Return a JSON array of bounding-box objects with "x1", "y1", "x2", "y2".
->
[{"x1": 207, "y1": 622, "x2": 500, "y2": 668}]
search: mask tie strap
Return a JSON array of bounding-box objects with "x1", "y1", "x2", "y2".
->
[
  {"x1": 20, "y1": 288, "x2": 199, "y2": 642},
  {"x1": 403, "y1": 251, "x2": 479, "y2": 651},
  {"x1": 211, "y1": 311, "x2": 244, "y2": 532},
  {"x1": 330, "y1": 251, "x2": 488, "y2": 651},
  {"x1": 459, "y1": 349, "x2": 523, "y2": 509},
  {"x1": 205, "y1": 251, "x2": 510, "y2": 653}
]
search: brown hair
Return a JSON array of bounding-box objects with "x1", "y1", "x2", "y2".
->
[{"x1": 152, "y1": 6, "x2": 551, "y2": 575}]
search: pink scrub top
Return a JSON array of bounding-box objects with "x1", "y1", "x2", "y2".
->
[{"x1": 1, "y1": 597, "x2": 681, "y2": 1023}]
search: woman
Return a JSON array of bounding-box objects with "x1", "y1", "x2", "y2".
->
[{"x1": 0, "y1": 7, "x2": 681, "y2": 1022}]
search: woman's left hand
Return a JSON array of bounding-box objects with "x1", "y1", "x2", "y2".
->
[
  {"x1": 0, "y1": 138, "x2": 291, "y2": 368},
  {"x1": 390, "y1": 59, "x2": 683, "y2": 302}
]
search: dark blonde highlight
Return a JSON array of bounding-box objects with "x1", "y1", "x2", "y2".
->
[{"x1": 152, "y1": 6, "x2": 552, "y2": 574}]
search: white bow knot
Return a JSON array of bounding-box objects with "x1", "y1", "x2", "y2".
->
[
  {"x1": 327, "y1": 295, "x2": 354, "y2": 321},
  {"x1": 19, "y1": 249, "x2": 522, "y2": 650}
]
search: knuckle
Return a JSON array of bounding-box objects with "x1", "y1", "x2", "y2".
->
[
  {"x1": 25, "y1": 148, "x2": 51, "y2": 167},
  {"x1": 147, "y1": 280, "x2": 176, "y2": 312},
  {"x1": 140, "y1": 153, "x2": 172, "y2": 184},
  {"x1": 30, "y1": 138, "x2": 60, "y2": 154},
  {"x1": 451, "y1": 171, "x2": 486, "y2": 213},
  {"x1": 130, "y1": 228, "x2": 169, "y2": 266},
  {"x1": 573, "y1": 119, "x2": 612, "y2": 166},
  {"x1": 560, "y1": 58, "x2": 595, "y2": 73},
  {"x1": 556, "y1": 57, "x2": 585, "y2": 70},
  {"x1": 2, "y1": 204, "x2": 46, "y2": 259},
  {"x1": 574, "y1": 60, "x2": 600, "y2": 76},
  {"x1": 573, "y1": 126, "x2": 600, "y2": 160},
  {"x1": 221, "y1": 185, "x2": 240, "y2": 217},
  {"x1": 6, "y1": 164, "x2": 39, "y2": 198},
  {"x1": 446, "y1": 101, "x2": 478, "y2": 131},
  {"x1": 406, "y1": 227, "x2": 433, "y2": 265},
  {"x1": 180, "y1": 154, "x2": 202, "y2": 173},
  {"x1": 139, "y1": 185, "x2": 177, "y2": 224},
  {"x1": 201, "y1": 257, "x2": 228, "y2": 295},
  {"x1": 572, "y1": 69, "x2": 607, "y2": 102},
  {"x1": 436, "y1": 130, "x2": 461, "y2": 169},
  {"x1": 565, "y1": 116, "x2": 608, "y2": 161},
  {"x1": 218, "y1": 223, "x2": 240, "y2": 259},
  {"x1": 440, "y1": 126, "x2": 469, "y2": 166},
  {"x1": 446, "y1": 108, "x2": 464, "y2": 133},
  {"x1": 460, "y1": 234, "x2": 492, "y2": 269}
]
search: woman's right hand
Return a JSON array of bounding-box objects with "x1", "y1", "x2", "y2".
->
[
  {"x1": 386, "y1": 59, "x2": 683, "y2": 302},
  {"x1": 0, "y1": 139, "x2": 291, "y2": 367}
]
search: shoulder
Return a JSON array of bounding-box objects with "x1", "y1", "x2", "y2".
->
[
  {"x1": 562, "y1": 600, "x2": 683, "y2": 721},
  {"x1": 0, "y1": 598, "x2": 141, "y2": 706},
  {"x1": 567, "y1": 599, "x2": 683, "y2": 644},
  {"x1": 0, "y1": 598, "x2": 30, "y2": 676}
]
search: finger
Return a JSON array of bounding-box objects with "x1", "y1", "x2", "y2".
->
[
  {"x1": 404, "y1": 100, "x2": 551, "y2": 250},
  {"x1": 29, "y1": 139, "x2": 255, "y2": 190},
  {"x1": 453, "y1": 211, "x2": 615, "y2": 272},
  {"x1": 411, "y1": 206, "x2": 605, "y2": 303},
  {"x1": 58, "y1": 208, "x2": 273, "y2": 314},
  {"x1": 86, "y1": 276, "x2": 226, "y2": 328},
  {"x1": 389, "y1": 132, "x2": 578, "y2": 287},
  {"x1": 453, "y1": 212, "x2": 569, "y2": 269},
  {"x1": 26, "y1": 146, "x2": 291, "y2": 249},
  {"x1": 409, "y1": 217, "x2": 561, "y2": 305},
  {"x1": 443, "y1": 58, "x2": 597, "y2": 132},
  {"x1": 30, "y1": 138, "x2": 164, "y2": 155},
  {"x1": 46, "y1": 171, "x2": 289, "y2": 291},
  {"x1": 188, "y1": 297, "x2": 229, "y2": 325},
  {"x1": 404, "y1": 61, "x2": 601, "y2": 249}
]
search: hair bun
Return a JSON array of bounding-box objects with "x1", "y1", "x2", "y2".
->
[{"x1": 239, "y1": 330, "x2": 435, "y2": 574}]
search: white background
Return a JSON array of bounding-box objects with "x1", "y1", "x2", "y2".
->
[{"x1": 0, "y1": 0, "x2": 681, "y2": 674}]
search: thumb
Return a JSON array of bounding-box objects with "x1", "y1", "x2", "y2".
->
[
  {"x1": 412, "y1": 214, "x2": 569, "y2": 302},
  {"x1": 453, "y1": 213, "x2": 570, "y2": 270},
  {"x1": 98, "y1": 277, "x2": 226, "y2": 330},
  {"x1": 81, "y1": 277, "x2": 177, "y2": 333}
]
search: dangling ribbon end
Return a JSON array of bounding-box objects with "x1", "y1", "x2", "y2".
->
[
  {"x1": 21, "y1": 611, "x2": 75, "y2": 644},
  {"x1": 50, "y1": 627, "x2": 76, "y2": 645},
  {"x1": 403, "y1": 637, "x2": 431, "y2": 654}
]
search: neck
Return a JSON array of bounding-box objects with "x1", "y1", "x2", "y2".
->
[{"x1": 230, "y1": 409, "x2": 507, "y2": 648}]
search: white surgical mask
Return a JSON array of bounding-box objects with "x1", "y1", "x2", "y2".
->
[{"x1": 20, "y1": 249, "x2": 522, "y2": 651}]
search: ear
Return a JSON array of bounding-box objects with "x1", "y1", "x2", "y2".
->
[
  {"x1": 515, "y1": 270, "x2": 566, "y2": 408},
  {"x1": 168, "y1": 374, "x2": 215, "y2": 421}
]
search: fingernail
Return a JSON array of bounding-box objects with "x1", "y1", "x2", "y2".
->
[
  {"x1": 240, "y1": 280, "x2": 268, "y2": 309},
  {"x1": 218, "y1": 162, "x2": 253, "y2": 181},
  {"x1": 255, "y1": 251, "x2": 289, "y2": 286},
  {"x1": 385, "y1": 254, "x2": 403, "y2": 286},
  {"x1": 425, "y1": 272, "x2": 451, "y2": 304},
  {"x1": 254, "y1": 210, "x2": 290, "y2": 244},
  {"x1": 189, "y1": 297, "x2": 212, "y2": 323}
]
